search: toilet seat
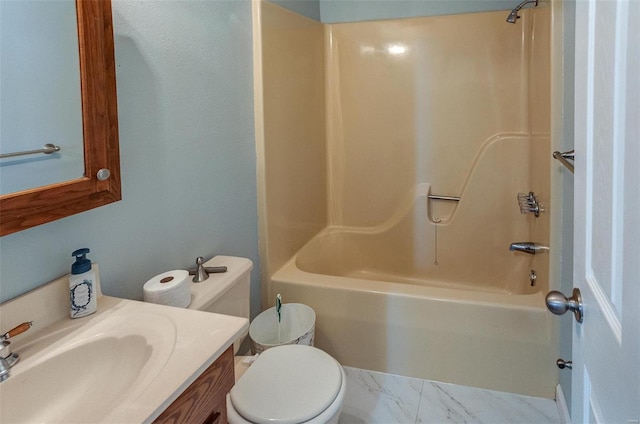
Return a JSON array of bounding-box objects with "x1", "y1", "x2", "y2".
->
[{"x1": 229, "y1": 345, "x2": 344, "y2": 424}]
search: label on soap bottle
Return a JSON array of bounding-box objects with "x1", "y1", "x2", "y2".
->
[{"x1": 70, "y1": 279, "x2": 94, "y2": 318}]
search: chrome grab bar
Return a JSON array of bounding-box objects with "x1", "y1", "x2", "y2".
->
[
  {"x1": 553, "y1": 149, "x2": 574, "y2": 173},
  {"x1": 0, "y1": 143, "x2": 61, "y2": 159},
  {"x1": 428, "y1": 195, "x2": 460, "y2": 202}
]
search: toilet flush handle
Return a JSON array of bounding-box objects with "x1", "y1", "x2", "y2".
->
[{"x1": 188, "y1": 257, "x2": 228, "y2": 283}]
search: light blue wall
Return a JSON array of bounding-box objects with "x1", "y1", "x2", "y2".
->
[
  {"x1": 320, "y1": 0, "x2": 516, "y2": 23},
  {"x1": 271, "y1": 0, "x2": 321, "y2": 21},
  {"x1": 0, "y1": 0, "x2": 261, "y2": 319},
  {"x1": 271, "y1": 0, "x2": 516, "y2": 23}
]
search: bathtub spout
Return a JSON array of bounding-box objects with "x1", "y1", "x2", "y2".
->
[{"x1": 509, "y1": 242, "x2": 549, "y2": 255}]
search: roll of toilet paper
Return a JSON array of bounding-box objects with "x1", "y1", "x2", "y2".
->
[{"x1": 143, "y1": 270, "x2": 191, "y2": 308}]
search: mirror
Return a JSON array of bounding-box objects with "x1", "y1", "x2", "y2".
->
[
  {"x1": 0, "y1": 0, "x2": 121, "y2": 236},
  {"x1": 1, "y1": 0, "x2": 85, "y2": 194}
]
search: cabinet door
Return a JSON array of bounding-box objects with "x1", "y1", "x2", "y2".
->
[{"x1": 154, "y1": 346, "x2": 234, "y2": 424}]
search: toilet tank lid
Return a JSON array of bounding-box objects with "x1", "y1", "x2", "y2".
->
[
  {"x1": 188, "y1": 256, "x2": 253, "y2": 311},
  {"x1": 230, "y1": 345, "x2": 343, "y2": 424}
]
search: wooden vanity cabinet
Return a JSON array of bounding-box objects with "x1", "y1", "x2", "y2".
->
[{"x1": 154, "y1": 345, "x2": 234, "y2": 424}]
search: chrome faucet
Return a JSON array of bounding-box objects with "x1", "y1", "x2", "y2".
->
[
  {"x1": 0, "y1": 321, "x2": 33, "y2": 382},
  {"x1": 509, "y1": 242, "x2": 549, "y2": 255}
]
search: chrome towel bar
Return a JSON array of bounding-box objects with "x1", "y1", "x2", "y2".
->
[
  {"x1": 428, "y1": 195, "x2": 460, "y2": 202},
  {"x1": 0, "y1": 143, "x2": 61, "y2": 159},
  {"x1": 553, "y1": 149, "x2": 574, "y2": 173}
]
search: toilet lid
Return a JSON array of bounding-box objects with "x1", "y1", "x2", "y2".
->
[{"x1": 230, "y1": 345, "x2": 343, "y2": 424}]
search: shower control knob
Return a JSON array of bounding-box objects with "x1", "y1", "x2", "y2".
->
[{"x1": 545, "y1": 288, "x2": 584, "y2": 323}]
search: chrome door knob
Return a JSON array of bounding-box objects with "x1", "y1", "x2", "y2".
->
[{"x1": 545, "y1": 288, "x2": 584, "y2": 323}]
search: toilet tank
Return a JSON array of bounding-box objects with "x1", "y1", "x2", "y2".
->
[{"x1": 188, "y1": 256, "x2": 252, "y2": 321}]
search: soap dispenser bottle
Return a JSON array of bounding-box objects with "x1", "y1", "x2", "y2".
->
[{"x1": 69, "y1": 248, "x2": 97, "y2": 318}]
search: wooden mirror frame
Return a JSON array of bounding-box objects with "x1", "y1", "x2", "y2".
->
[{"x1": 0, "y1": 0, "x2": 120, "y2": 237}]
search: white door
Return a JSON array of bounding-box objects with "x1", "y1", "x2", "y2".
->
[{"x1": 572, "y1": 0, "x2": 640, "y2": 422}]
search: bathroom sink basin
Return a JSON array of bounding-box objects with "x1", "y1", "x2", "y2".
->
[
  {"x1": 0, "y1": 294, "x2": 248, "y2": 423},
  {"x1": 0, "y1": 309, "x2": 175, "y2": 423}
]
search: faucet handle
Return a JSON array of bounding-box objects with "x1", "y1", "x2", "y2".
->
[
  {"x1": 0, "y1": 322, "x2": 32, "y2": 382},
  {"x1": 1, "y1": 321, "x2": 33, "y2": 342}
]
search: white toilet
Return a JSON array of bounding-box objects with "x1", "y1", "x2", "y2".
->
[{"x1": 187, "y1": 256, "x2": 346, "y2": 424}]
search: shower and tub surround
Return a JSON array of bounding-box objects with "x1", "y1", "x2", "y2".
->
[
  {"x1": 272, "y1": 247, "x2": 556, "y2": 398},
  {"x1": 256, "y1": 0, "x2": 551, "y2": 293},
  {"x1": 322, "y1": 12, "x2": 550, "y2": 232},
  {"x1": 255, "y1": 1, "x2": 552, "y2": 399}
]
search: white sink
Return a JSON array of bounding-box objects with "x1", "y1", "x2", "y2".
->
[
  {"x1": 0, "y1": 276, "x2": 248, "y2": 424},
  {"x1": 1, "y1": 310, "x2": 175, "y2": 423}
]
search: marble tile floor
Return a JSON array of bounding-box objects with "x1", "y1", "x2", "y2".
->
[{"x1": 338, "y1": 366, "x2": 561, "y2": 424}]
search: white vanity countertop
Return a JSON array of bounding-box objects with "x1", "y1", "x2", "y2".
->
[{"x1": 0, "y1": 270, "x2": 248, "y2": 423}]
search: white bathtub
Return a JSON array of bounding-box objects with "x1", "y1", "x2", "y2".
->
[{"x1": 270, "y1": 227, "x2": 558, "y2": 399}]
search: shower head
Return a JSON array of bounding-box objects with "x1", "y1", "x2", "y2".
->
[
  {"x1": 506, "y1": 9, "x2": 520, "y2": 23},
  {"x1": 506, "y1": 0, "x2": 539, "y2": 23}
]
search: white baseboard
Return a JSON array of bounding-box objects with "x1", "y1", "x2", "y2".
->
[{"x1": 556, "y1": 384, "x2": 572, "y2": 424}]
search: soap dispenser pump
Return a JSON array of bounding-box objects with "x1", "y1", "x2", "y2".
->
[{"x1": 69, "y1": 248, "x2": 97, "y2": 318}]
